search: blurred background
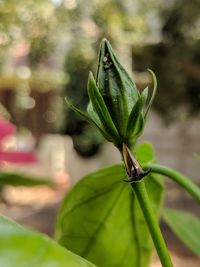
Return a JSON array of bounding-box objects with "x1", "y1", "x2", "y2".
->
[{"x1": 0, "y1": 0, "x2": 200, "y2": 266}]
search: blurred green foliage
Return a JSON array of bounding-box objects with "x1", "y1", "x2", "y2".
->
[
  {"x1": 0, "y1": 0, "x2": 57, "y2": 69},
  {"x1": 132, "y1": 0, "x2": 200, "y2": 122},
  {"x1": 62, "y1": 41, "x2": 104, "y2": 156},
  {"x1": 0, "y1": 215, "x2": 96, "y2": 267},
  {"x1": 0, "y1": 171, "x2": 52, "y2": 187}
]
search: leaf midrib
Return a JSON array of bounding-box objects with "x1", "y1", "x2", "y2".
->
[
  {"x1": 81, "y1": 185, "x2": 126, "y2": 258},
  {"x1": 62, "y1": 180, "x2": 122, "y2": 218}
]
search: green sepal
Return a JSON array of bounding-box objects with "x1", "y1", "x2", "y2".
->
[
  {"x1": 132, "y1": 114, "x2": 145, "y2": 139},
  {"x1": 96, "y1": 39, "x2": 139, "y2": 137},
  {"x1": 125, "y1": 87, "x2": 148, "y2": 140},
  {"x1": 87, "y1": 102, "x2": 114, "y2": 142},
  {"x1": 65, "y1": 97, "x2": 113, "y2": 142},
  {"x1": 87, "y1": 72, "x2": 121, "y2": 146},
  {"x1": 144, "y1": 69, "x2": 157, "y2": 121},
  {"x1": 87, "y1": 102, "x2": 101, "y2": 127}
]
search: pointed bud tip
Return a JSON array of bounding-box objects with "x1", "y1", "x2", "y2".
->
[
  {"x1": 147, "y1": 69, "x2": 157, "y2": 86},
  {"x1": 88, "y1": 71, "x2": 96, "y2": 86},
  {"x1": 88, "y1": 71, "x2": 94, "y2": 79},
  {"x1": 99, "y1": 38, "x2": 112, "y2": 53},
  {"x1": 101, "y1": 38, "x2": 109, "y2": 45}
]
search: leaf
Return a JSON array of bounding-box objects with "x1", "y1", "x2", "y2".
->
[
  {"x1": 162, "y1": 208, "x2": 200, "y2": 256},
  {"x1": 134, "y1": 142, "x2": 155, "y2": 164},
  {"x1": 194, "y1": 153, "x2": 200, "y2": 161},
  {"x1": 0, "y1": 215, "x2": 96, "y2": 267},
  {"x1": 55, "y1": 163, "x2": 164, "y2": 267},
  {"x1": 0, "y1": 172, "x2": 52, "y2": 187}
]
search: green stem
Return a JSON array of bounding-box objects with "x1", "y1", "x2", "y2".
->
[
  {"x1": 131, "y1": 180, "x2": 173, "y2": 267},
  {"x1": 143, "y1": 163, "x2": 200, "y2": 203}
]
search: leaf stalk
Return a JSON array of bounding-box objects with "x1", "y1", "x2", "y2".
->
[
  {"x1": 143, "y1": 163, "x2": 200, "y2": 203},
  {"x1": 131, "y1": 180, "x2": 174, "y2": 267}
]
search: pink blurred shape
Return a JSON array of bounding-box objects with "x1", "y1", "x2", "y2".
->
[
  {"x1": 0, "y1": 116, "x2": 37, "y2": 166},
  {"x1": 0, "y1": 117, "x2": 16, "y2": 141}
]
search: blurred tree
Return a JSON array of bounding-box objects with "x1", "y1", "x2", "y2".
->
[
  {"x1": 0, "y1": 0, "x2": 61, "y2": 70},
  {"x1": 132, "y1": 0, "x2": 200, "y2": 122}
]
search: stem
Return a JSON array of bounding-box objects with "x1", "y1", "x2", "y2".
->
[
  {"x1": 132, "y1": 180, "x2": 173, "y2": 267},
  {"x1": 143, "y1": 163, "x2": 200, "y2": 203}
]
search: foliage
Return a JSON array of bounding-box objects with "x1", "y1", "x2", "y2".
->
[
  {"x1": 0, "y1": 0, "x2": 60, "y2": 69},
  {"x1": 0, "y1": 24, "x2": 199, "y2": 266},
  {"x1": 0, "y1": 215, "x2": 96, "y2": 267},
  {"x1": 0, "y1": 72, "x2": 65, "y2": 93},
  {"x1": 56, "y1": 143, "x2": 164, "y2": 267},
  {"x1": 56, "y1": 143, "x2": 200, "y2": 266},
  {"x1": 58, "y1": 39, "x2": 200, "y2": 267},
  {"x1": 132, "y1": 0, "x2": 200, "y2": 121},
  {"x1": 0, "y1": 171, "x2": 52, "y2": 187},
  {"x1": 163, "y1": 208, "x2": 200, "y2": 257}
]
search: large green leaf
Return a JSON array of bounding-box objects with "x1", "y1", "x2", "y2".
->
[
  {"x1": 0, "y1": 215, "x2": 96, "y2": 267},
  {"x1": 162, "y1": 208, "x2": 200, "y2": 257},
  {"x1": 55, "y1": 162, "x2": 164, "y2": 267},
  {"x1": 0, "y1": 172, "x2": 52, "y2": 187}
]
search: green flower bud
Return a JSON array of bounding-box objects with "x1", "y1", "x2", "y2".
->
[
  {"x1": 96, "y1": 39, "x2": 139, "y2": 138},
  {"x1": 65, "y1": 38, "x2": 157, "y2": 149}
]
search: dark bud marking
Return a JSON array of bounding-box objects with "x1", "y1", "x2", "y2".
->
[
  {"x1": 103, "y1": 53, "x2": 113, "y2": 70},
  {"x1": 122, "y1": 143, "x2": 151, "y2": 183}
]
